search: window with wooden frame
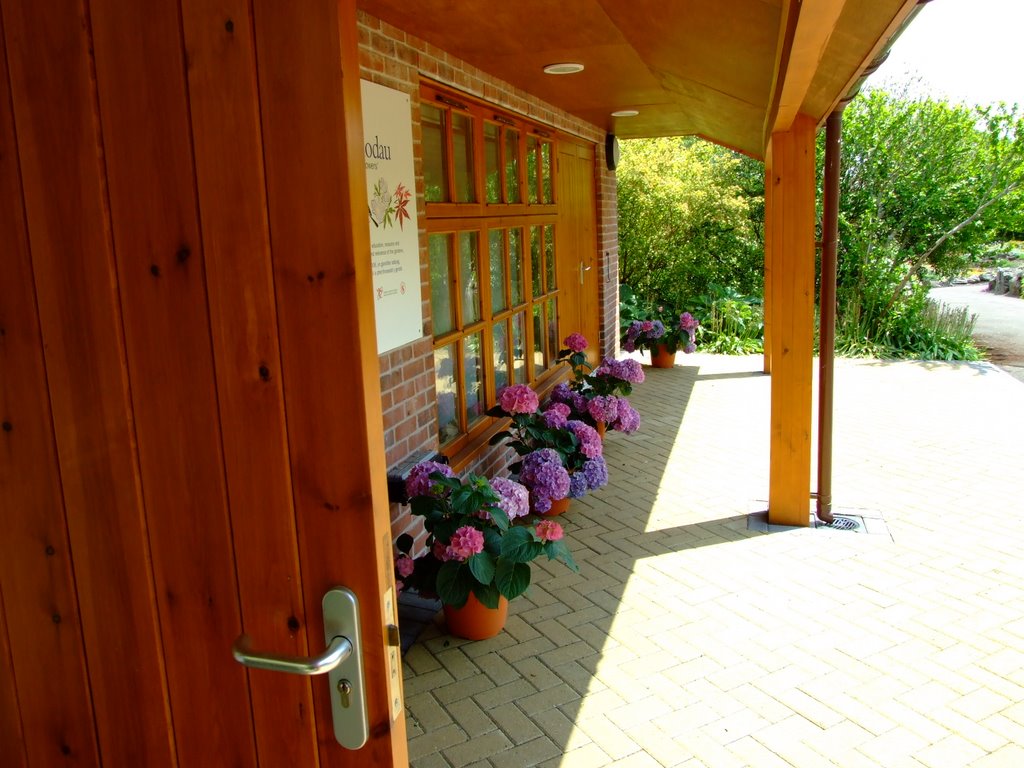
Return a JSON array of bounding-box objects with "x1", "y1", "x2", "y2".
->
[{"x1": 421, "y1": 82, "x2": 560, "y2": 455}]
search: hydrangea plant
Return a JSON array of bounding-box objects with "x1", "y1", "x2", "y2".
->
[
  {"x1": 552, "y1": 333, "x2": 644, "y2": 434},
  {"x1": 395, "y1": 464, "x2": 577, "y2": 609}
]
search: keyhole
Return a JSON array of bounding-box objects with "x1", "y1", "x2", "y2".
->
[{"x1": 337, "y1": 679, "x2": 352, "y2": 708}]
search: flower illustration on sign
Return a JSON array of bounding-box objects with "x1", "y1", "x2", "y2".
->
[{"x1": 368, "y1": 177, "x2": 411, "y2": 230}]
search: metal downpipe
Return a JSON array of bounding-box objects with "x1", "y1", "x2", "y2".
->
[{"x1": 816, "y1": 107, "x2": 844, "y2": 524}]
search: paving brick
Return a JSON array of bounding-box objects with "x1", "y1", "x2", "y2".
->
[{"x1": 399, "y1": 354, "x2": 1024, "y2": 768}]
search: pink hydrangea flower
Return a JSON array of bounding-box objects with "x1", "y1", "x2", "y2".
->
[
  {"x1": 498, "y1": 383, "x2": 540, "y2": 415},
  {"x1": 490, "y1": 476, "x2": 531, "y2": 520},
  {"x1": 679, "y1": 312, "x2": 699, "y2": 332},
  {"x1": 431, "y1": 540, "x2": 450, "y2": 561},
  {"x1": 563, "y1": 333, "x2": 588, "y2": 353},
  {"x1": 535, "y1": 520, "x2": 564, "y2": 542},
  {"x1": 406, "y1": 460, "x2": 455, "y2": 499},
  {"x1": 395, "y1": 554, "x2": 415, "y2": 578},
  {"x1": 445, "y1": 526, "x2": 485, "y2": 561},
  {"x1": 543, "y1": 402, "x2": 571, "y2": 428}
]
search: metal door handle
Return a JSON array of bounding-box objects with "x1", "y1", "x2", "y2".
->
[
  {"x1": 579, "y1": 261, "x2": 592, "y2": 284},
  {"x1": 232, "y1": 633, "x2": 352, "y2": 675},
  {"x1": 230, "y1": 587, "x2": 368, "y2": 750}
]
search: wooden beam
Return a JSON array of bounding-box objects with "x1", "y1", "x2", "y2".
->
[
  {"x1": 766, "y1": 114, "x2": 817, "y2": 527},
  {"x1": 772, "y1": 0, "x2": 849, "y2": 134},
  {"x1": 762, "y1": 142, "x2": 774, "y2": 375}
]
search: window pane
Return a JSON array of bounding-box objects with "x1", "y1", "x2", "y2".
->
[
  {"x1": 547, "y1": 298, "x2": 558, "y2": 367},
  {"x1": 504, "y1": 128, "x2": 520, "y2": 203},
  {"x1": 464, "y1": 332, "x2": 485, "y2": 427},
  {"x1": 489, "y1": 229, "x2": 506, "y2": 314},
  {"x1": 530, "y1": 225, "x2": 542, "y2": 299},
  {"x1": 532, "y1": 304, "x2": 546, "y2": 374},
  {"x1": 459, "y1": 232, "x2": 480, "y2": 324},
  {"x1": 429, "y1": 234, "x2": 454, "y2": 336},
  {"x1": 509, "y1": 228, "x2": 524, "y2": 306},
  {"x1": 493, "y1": 321, "x2": 509, "y2": 393},
  {"x1": 526, "y1": 136, "x2": 539, "y2": 204},
  {"x1": 484, "y1": 123, "x2": 500, "y2": 204},
  {"x1": 435, "y1": 344, "x2": 460, "y2": 444},
  {"x1": 422, "y1": 104, "x2": 447, "y2": 203},
  {"x1": 541, "y1": 141, "x2": 553, "y2": 204},
  {"x1": 545, "y1": 224, "x2": 557, "y2": 293},
  {"x1": 512, "y1": 312, "x2": 527, "y2": 384},
  {"x1": 452, "y1": 112, "x2": 475, "y2": 203}
]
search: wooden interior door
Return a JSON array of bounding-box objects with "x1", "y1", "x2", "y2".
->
[
  {"x1": 0, "y1": 1, "x2": 407, "y2": 766},
  {"x1": 556, "y1": 141, "x2": 601, "y2": 363}
]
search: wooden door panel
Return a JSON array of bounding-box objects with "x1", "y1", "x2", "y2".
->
[
  {"x1": 556, "y1": 142, "x2": 600, "y2": 363},
  {"x1": 88, "y1": 1, "x2": 257, "y2": 765},
  {"x1": 179, "y1": 1, "x2": 321, "y2": 764},
  {"x1": 0, "y1": 585, "x2": 26, "y2": 768},
  {"x1": 252, "y1": 1, "x2": 407, "y2": 764}
]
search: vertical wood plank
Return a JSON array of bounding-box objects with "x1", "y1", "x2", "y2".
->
[
  {"x1": 0, "y1": 584, "x2": 28, "y2": 766},
  {"x1": 1, "y1": 1, "x2": 177, "y2": 764},
  {"x1": 178, "y1": 1, "x2": 319, "y2": 764},
  {"x1": 87, "y1": 0, "x2": 257, "y2": 764},
  {"x1": 0, "y1": 7, "x2": 101, "y2": 764},
  {"x1": 766, "y1": 113, "x2": 816, "y2": 526},
  {"x1": 251, "y1": 0, "x2": 408, "y2": 763}
]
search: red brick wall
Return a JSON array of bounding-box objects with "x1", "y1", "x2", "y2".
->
[{"x1": 357, "y1": 11, "x2": 619, "y2": 556}]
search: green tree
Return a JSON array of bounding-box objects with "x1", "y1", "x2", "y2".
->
[
  {"x1": 617, "y1": 137, "x2": 764, "y2": 310},
  {"x1": 837, "y1": 89, "x2": 1024, "y2": 313}
]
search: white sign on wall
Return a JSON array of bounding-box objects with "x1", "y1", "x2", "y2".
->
[{"x1": 361, "y1": 79, "x2": 423, "y2": 354}]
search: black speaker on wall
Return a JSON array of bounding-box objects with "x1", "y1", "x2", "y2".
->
[{"x1": 605, "y1": 134, "x2": 621, "y2": 171}]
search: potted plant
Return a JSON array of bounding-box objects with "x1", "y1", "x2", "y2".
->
[
  {"x1": 622, "y1": 311, "x2": 700, "y2": 368},
  {"x1": 395, "y1": 461, "x2": 577, "y2": 639},
  {"x1": 488, "y1": 383, "x2": 609, "y2": 514},
  {"x1": 553, "y1": 333, "x2": 643, "y2": 436}
]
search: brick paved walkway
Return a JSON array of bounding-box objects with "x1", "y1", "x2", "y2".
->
[{"x1": 401, "y1": 354, "x2": 1024, "y2": 767}]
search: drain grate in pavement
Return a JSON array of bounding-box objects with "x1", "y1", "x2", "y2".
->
[
  {"x1": 747, "y1": 504, "x2": 892, "y2": 539},
  {"x1": 825, "y1": 515, "x2": 861, "y2": 531}
]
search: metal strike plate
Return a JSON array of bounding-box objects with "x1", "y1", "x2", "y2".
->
[{"x1": 324, "y1": 587, "x2": 369, "y2": 750}]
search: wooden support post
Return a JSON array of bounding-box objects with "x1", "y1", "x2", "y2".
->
[
  {"x1": 763, "y1": 145, "x2": 774, "y2": 375},
  {"x1": 766, "y1": 114, "x2": 817, "y2": 527}
]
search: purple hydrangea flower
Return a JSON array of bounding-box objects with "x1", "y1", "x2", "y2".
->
[
  {"x1": 568, "y1": 471, "x2": 589, "y2": 498},
  {"x1": 543, "y1": 402, "x2": 571, "y2": 429},
  {"x1": 405, "y1": 460, "x2": 455, "y2": 499},
  {"x1": 684, "y1": 341, "x2": 697, "y2": 354},
  {"x1": 520, "y1": 448, "x2": 570, "y2": 513},
  {"x1": 595, "y1": 358, "x2": 645, "y2": 385},
  {"x1": 611, "y1": 399, "x2": 641, "y2": 434},
  {"x1": 563, "y1": 333, "x2": 588, "y2": 353},
  {"x1": 567, "y1": 420, "x2": 603, "y2": 459},
  {"x1": 550, "y1": 382, "x2": 573, "y2": 405},
  {"x1": 679, "y1": 312, "x2": 699, "y2": 332},
  {"x1": 582, "y1": 456, "x2": 609, "y2": 490},
  {"x1": 586, "y1": 395, "x2": 619, "y2": 424},
  {"x1": 490, "y1": 476, "x2": 530, "y2": 520}
]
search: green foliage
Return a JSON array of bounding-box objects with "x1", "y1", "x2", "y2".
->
[
  {"x1": 691, "y1": 285, "x2": 764, "y2": 354},
  {"x1": 832, "y1": 88, "x2": 1023, "y2": 357},
  {"x1": 617, "y1": 137, "x2": 765, "y2": 310}
]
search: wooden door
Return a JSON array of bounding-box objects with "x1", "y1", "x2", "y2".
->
[
  {"x1": 0, "y1": 1, "x2": 407, "y2": 766},
  {"x1": 556, "y1": 141, "x2": 602, "y2": 363}
]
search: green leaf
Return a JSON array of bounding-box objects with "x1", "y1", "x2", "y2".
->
[
  {"x1": 545, "y1": 540, "x2": 579, "y2": 572},
  {"x1": 495, "y1": 559, "x2": 531, "y2": 600},
  {"x1": 395, "y1": 533, "x2": 414, "y2": 554},
  {"x1": 436, "y1": 561, "x2": 471, "y2": 608},
  {"x1": 471, "y1": 582, "x2": 501, "y2": 609},
  {"x1": 468, "y1": 551, "x2": 496, "y2": 586},
  {"x1": 489, "y1": 430, "x2": 512, "y2": 445},
  {"x1": 501, "y1": 526, "x2": 543, "y2": 563},
  {"x1": 489, "y1": 505, "x2": 510, "y2": 532}
]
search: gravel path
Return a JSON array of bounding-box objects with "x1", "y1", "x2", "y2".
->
[{"x1": 930, "y1": 283, "x2": 1024, "y2": 384}]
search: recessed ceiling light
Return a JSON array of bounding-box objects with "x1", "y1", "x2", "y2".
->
[
  {"x1": 543, "y1": 62, "x2": 585, "y2": 75},
  {"x1": 612, "y1": 109, "x2": 640, "y2": 117}
]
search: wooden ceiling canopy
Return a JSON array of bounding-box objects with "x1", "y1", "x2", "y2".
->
[{"x1": 358, "y1": 0, "x2": 922, "y2": 159}]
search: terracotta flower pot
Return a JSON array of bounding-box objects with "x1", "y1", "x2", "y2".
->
[
  {"x1": 443, "y1": 593, "x2": 509, "y2": 640},
  {"x1": 595, "y1": 420, "x2": 607, "y2": 439},
  {"x1": 650, "y1": 343, "x2": 676, "y2": 368},
  {"x1": 543, "y1": 496, "x2": 570, "y2": 516}
]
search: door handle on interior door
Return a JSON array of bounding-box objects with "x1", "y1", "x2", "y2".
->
[
  {"x1": 231, "y1": 587, "x2": 369, "y2": 750},
  {"x1": 579, "y1": 261, "x2": 592, "y2": 284}
]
